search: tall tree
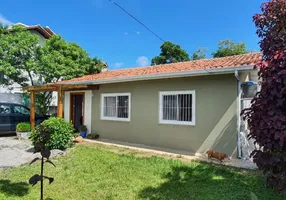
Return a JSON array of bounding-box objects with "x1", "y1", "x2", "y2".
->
[
  {"x1": 212, "y1": 39, "x2": 248, "y2": 58},
  {"x1": 36, "y1": 36, "x2": 104, "y2": 114},
  {"x1": 87, "y1": 57, "x2": 107, "y2": 74},
  {"x1": 242, "y1": 0, "x2": 286, "y2": 191},
  {"x1": 37, "y1": 35, "x2": 92, "y2": 83},
  {"x1": 0, "y1": 24, "x2": 40, "y2": 86},
  {"x1": 191, "y1": 47, "x2": 207, "y2": 60},
  {"x1": 151, "y1": 41, "x2": 190, "y2": 65},
  {"x1": 0, "y1": 25, "x2": 103, "y2": 114}
]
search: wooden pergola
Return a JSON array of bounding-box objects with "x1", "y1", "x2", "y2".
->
[{"x1": 23, "y1": 84, "x2": 99, "y2": 130}]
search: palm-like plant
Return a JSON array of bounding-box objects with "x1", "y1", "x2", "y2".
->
[{"x1": 29, "y1": 124, "x2": 56, "y2": 200}]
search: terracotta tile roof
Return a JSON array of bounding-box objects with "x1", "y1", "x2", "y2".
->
[{"x1": 59, "y1": 52, "x2": 262, "y2": 84}]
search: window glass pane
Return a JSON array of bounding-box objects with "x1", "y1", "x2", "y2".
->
[
  {"x1": 178, "y1": 94, "x2": 192, "y2": 122},
  {"x1": 14, "y1": 106, "x2": 23, "y2": 114},
  {"x1": 0, "y1": 104, "x2": 10, "y2": 114},
  {"x1": 163, "y1": 95, "x2": 177, "y2": 120},
  {"x1": 21, "y1": 106, "x2": 30, "y2": 115},
  {"x1": 117, "y1": 96, "x2": 129, "y2": 118},
  {"x1": 13, "y1": 106, "x2": 30, "y2": 115},
  {"x1": 104, "y1": 97, "x2": 116, "y2": 117}
]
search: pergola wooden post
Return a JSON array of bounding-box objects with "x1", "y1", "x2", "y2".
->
[
  {"x1": 23, "y1": 84, "x2": 99, "y2": 130},
  {"x1": 30, "y1": 91, "x2": 35, "y2": 130},
  {"x1": 57, "y1": 86, "x2": 63, "y2": 118}
]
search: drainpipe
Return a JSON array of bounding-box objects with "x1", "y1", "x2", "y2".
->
[{"x1": 235, "y1": 70, "x2": 242, "y2": 159}]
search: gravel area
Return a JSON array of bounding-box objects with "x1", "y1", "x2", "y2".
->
[{"x1": 0, "y1": 137, "x2": 66, "y2": 169}]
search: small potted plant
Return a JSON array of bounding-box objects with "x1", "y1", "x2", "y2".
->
[
  {"x1": 86, "y1": 133, "x2": 99, "y2": 140},
  {"x1": 16, "y1": 122, "x2": 31, "y2": 140},
  {"x1": 79, "y1": 125, "x2": 87, "y2": 138}
]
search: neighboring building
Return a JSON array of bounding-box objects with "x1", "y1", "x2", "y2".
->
[
  {"x1": 0, "y1": 23, "x2": 57, "y2": 114},
  {"x1": 52, "y1": 52, "x2": 261, "y2": 158}
]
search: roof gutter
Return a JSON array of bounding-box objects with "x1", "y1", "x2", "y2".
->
[
  {"x1": 235, "y1": 70, "x2": 242, "y2": 159},
  {"x1": 59, "y1": 65, "x2": 254, "y2": 86}
]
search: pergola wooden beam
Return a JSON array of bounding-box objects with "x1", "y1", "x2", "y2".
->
[
  {"x1": 23, "y1": 85, "x2": 99, "y2": 92},
  {"x1": 30, "y1": 91, "x2": 35, "y2": 130},
  {"x1": 23, "y1": 84, "x2": 99, "y2": 130},
  {"x1": 57, "y1": 86, "x2": 63, "y2": 118}
]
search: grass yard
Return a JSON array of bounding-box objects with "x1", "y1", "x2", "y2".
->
[{"x1": 0, "y1": 143, "x2": 284, "y2": 200}]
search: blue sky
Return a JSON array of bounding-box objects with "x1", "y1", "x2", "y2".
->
[{"x1": 1, "y1": 0, "x2": 264, "y2": 70}]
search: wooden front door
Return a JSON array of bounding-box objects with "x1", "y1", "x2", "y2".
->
[{"x1": 70, "y1": 93, "x2": 84, "y2": 131}]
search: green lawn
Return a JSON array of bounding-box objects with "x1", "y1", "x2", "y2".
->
[{"x1": 0, "y1": 144, "x2": 284, "y2": 200}]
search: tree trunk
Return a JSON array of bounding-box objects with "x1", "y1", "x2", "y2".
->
[{"x1": 28, "y1": 71, "x2": 34, "y2": 86}]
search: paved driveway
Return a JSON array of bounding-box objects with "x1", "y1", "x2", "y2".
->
[
  {"x1": 0, "y1": 137, "x2": 66, "y2": 169},
  {"x1": 0, "y1": 137, "x2": 34, "y2": 168}
]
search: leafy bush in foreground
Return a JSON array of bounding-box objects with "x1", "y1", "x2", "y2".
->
[
  {"x1": 243, "y1": 0, "x2": 286, "y2": 192},
  {"x1": 16, "y1": 122, "x2": 31, "y2": 132},
  {"x1": 30, "y1": 117, "x2": 74, "y2": 150}
]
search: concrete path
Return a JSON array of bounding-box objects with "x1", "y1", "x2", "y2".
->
[
  {"x1": 84, "y1": 138, "x2": 258, "y2": 170},
  {"x1": 0, "y1": 137, "x2": 66, "y2": 169}
]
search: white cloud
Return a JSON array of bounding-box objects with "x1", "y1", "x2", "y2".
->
[
  {"x1": 0, "y1": 14, "x2": 13, "y2": 26},
  {"x1": 136, "y1": 56, "x2": 149, "y2": 66},
  {"x1": 113, "y1": 62, "x2": 124, "y2": 69},
  {"x1": 136, "y1": 31, "x2": 140, "y2": 35},
  {"x1": 124, "y1": 32, "x2": 128, "y2": 35}
]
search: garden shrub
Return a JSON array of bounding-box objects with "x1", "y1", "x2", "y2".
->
[
  {"x1": 86, "y1": 133, "x2": 99, "y2": 139},
  {"x1": 30, "y1": 117, "x2": 74, "y2": 150},
  {"x1": 243, "y1": 0, "x2": 286, "y2": 192},
  {"x1": 16, "y1": 122, "x2": 31, "y2": 132}
]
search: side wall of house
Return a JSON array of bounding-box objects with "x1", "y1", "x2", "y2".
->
[{"x1": 91, "y1": 74, "x2": 238, "y2": 156}]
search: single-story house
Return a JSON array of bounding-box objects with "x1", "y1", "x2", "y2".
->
[{"x1": 25, "y1": 52, "x2": 262, "y2": 158}]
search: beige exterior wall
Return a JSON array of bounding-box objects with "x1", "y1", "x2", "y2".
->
[{"x1": 91, "y1": 74, "x2": 238, "y2": 157}]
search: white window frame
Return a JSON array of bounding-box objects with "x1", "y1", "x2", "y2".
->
[
  {"x1": 100, "y1": 93, "x2": 131, "y2": 122},
  {"x1": 159, "y1": 90, "x2": 196, "y2": 126}
]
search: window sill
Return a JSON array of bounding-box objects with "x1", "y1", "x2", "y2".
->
[
  {"x1": 100, "y1": 117, "x2": 130, "y2": 122},
  {"x1": 159, "y1": 120, "x2": 195, "y2": 126}
]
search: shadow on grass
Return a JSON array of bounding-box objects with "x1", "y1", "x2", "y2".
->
[
  {"x1": 0, "y1": 180, "x2": 29, "y2": 197},
  {"x1": 138, "y1": 163, "x2": 266, "y2": 200}
]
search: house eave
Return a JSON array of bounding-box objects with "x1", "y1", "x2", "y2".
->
[{"x1": 62, "y1": 65, "x2": 255, "y2": 86}]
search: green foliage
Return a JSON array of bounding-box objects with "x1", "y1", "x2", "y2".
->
[
  {"x1": 78, "y1": 125, "x2": 87, "y2": 132},
  {"x1": 21, "y1": 92, "x2": 30, "y2": 107},
  {"x1": 37, "y1": 35, "x2": 92, "y2": 83},
  {"x1": 86, "y1": 133, "x2": 99, "y2": 139},
  {"x1": 74, "y1": 133, "x2": 80, "y2": 138},
  {"x1": 30, "y1": 117, "x2": 74, "y2": 150},
  {"x1": 191, "y1": 47, "x2": 207, "y2": 60},
  {"x1": 212, "y1": 39, "x2": 248, "y2": 58},
  {"x1": 35, "y1": 92, "x2": 53, "y2": 115},
  {"x1": 16, "y1": 122, "x2": 31, "y2": 132},
  {"x1": 87, "y1": 57, "x2": 107, "y2": 74},
  {"x1": 0, "y1": 24, "x2": 105, "y2": 115},
  {"x1": 243, "y1": 0, "x2": 286, "y2": 192},
  {"x1": 151, "y1": 41, "x2": 190, "y2": 65},
  {"x1": 0, "y1": 24, "x2": 40, "y2": 86}
]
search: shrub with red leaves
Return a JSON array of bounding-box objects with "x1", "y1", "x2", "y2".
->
[{"x1": 243, "y1": 0, "x2": 286, "y2": 192}]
